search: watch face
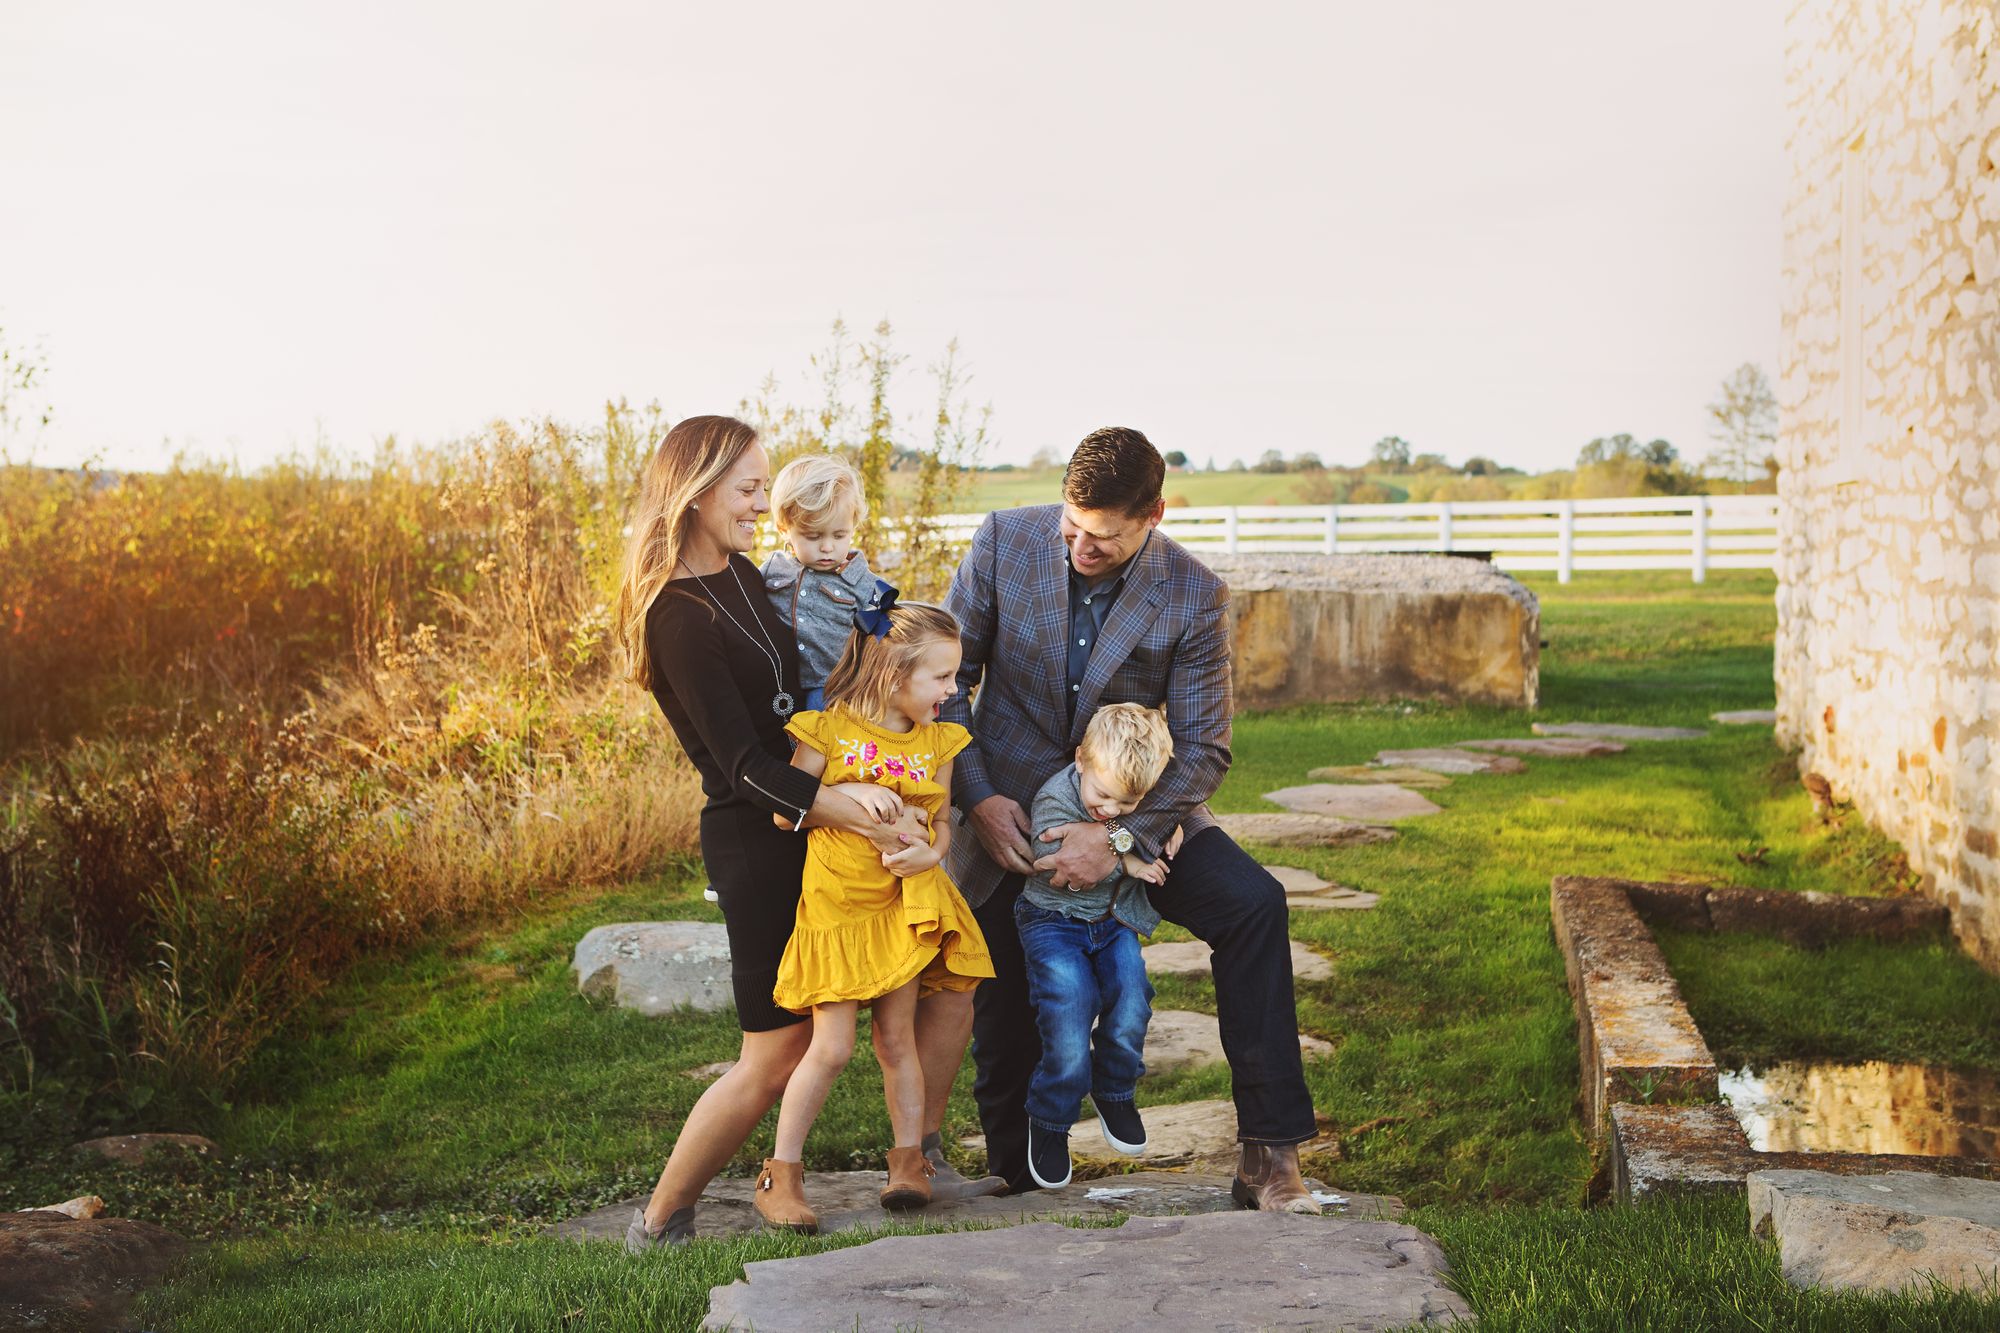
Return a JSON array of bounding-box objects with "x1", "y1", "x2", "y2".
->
[{"x1": 1111, "y1": 828, "x2": 1134, "y2": 853}]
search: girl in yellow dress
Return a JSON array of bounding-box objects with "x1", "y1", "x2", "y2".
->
[{"x1": 755, "y1": 594, "x2": 993, "y2": 1231}]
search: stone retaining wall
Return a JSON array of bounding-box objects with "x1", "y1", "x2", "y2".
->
[
  {"x1": 1777, "y1": 0, "x2": 2000, "y2": 971},
  {"x1": 1197, "y1": 554, "x2": 1539, "y2": 710}
]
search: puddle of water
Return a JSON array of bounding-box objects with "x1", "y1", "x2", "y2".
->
[{"x1": 1720, "y1": 1059, "x2": 2000, "y2": 1157}]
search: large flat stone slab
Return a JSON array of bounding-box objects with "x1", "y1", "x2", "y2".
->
[
  {"x1": 1548, "y1": 877, "x2": 1717, "y2": 1139},
  {"x1": 1308, "y1": 763, "x2": 1455, "y2": 789},
  {"x1": 1375, "y1": 747, "x2": 1526, "y2": 775},
  {"x1": 1288, "y1": 889, "x2": 1381, "y2": 911},
  {"x1": 1143, "y1": 939, "x2": 1335, "y2": 982},
  {"x1": 1748, "y1": 1169, "x2": 2000, "y2": 1294},
  {"x1": 704, "y1": 1210, "x2": 1467, "y2": 1332},
  {"x1": 1144, "y1": 1009, "x2": 1334, "y2": 1075},
  {"x1": 1454, "y1": 736, "x2": 1627, "y2": 758},
  {"x1": 1264, "y1": 783, "x2": 1442, "y2": 821},
  {"x1": 1214, "y1": 812, "x2": 1397, "y2": 848},
  {"x1": 0, "y1": 1212, "x2": 189, "y2": 1333},
  {"x1": 1265, "y1": 864, "x2": 1333, "y2": 895},
  {"x1": 571, "y1": 921, "x2": 732, "y2": 1016},
  {"x1": 1533, "y1": 722, "x2": 1706, "y2": 741},
  {"x1": 1713, "y1": 709, "x2": 1778, "y2": 725},
  {"x1": 1198, "y1": 552, "x2": 1539, "y2": 711}
]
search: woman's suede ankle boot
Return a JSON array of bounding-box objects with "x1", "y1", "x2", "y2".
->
[
  {"x1": 879, "y1": 1145, "x2": 934, "y2": 1210},
  {"x1": 754, "y1": 1158, "x2": 819, "y2": 1232}
]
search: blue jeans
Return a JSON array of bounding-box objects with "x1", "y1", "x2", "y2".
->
[{"x1": 1014, "y1": 899, "x2": 1153, "y2": 1132}]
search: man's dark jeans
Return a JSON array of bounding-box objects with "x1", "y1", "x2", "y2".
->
[
  {"x1": 971, "y1": 827, "x2": 1317, "y2": 1192},
  {"x1": 1014, "y1": 899, "x2": 1153, "y2": 1131}
]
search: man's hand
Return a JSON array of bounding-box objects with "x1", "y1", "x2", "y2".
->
[
  {"x1": 832, "y1": 783, "x2": 903, "y2": 823},
  {"x1": 969, "y1": 795, "x2": 1036, "y2": 876},
  {"x1": 1121, "y1": 851, "x2": 1170, "y2": 885},
  {"x1": 1033, "y1": 821, "x2": 1117, "y2": 889}
]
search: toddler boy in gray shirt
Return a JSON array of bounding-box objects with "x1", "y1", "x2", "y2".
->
[
  {"x1": 761, "y1": 455, "x2": 872, "y2": 711},
  {"x1": 1016, "y1": 702, "x2": 1181, "y2": 1189}
]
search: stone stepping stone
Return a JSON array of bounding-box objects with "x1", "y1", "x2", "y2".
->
[
  {"x1": 1265, "y1": 864, "x2": 1333, "y2": 895},
  {"x1": 684, "y1": 1060, "x2": 737, "y2": 1081},
  {"x1": 70, "y1": 1134, "x2": 218, "y2": 1165},
  {"x1": 1307, "y1": 763, "x2": 1454, "y2": 789},
  {"x1": 1713, "y1": 709, "x2": 1778, "y2": 725},
  {"x1": 1748, "y1": 1169, "x2": 2000, "y2": 1294},
  {"x1": 553, "y1": 1169, "x2": 1398, "y2": 1245},
  {"x1": 1144, "y1": 1009, "x2": 1334, "y2": 1075},
  {"x1": 572, "y1": 921, "x2": 732, "y2": 1016},
  {"x1": 1214, "y1": 812, "x2": 1396, "y2": 848},
  {"x1": 701, "y1": 1210, "x2": 1467, "y2": 1331},
  {"x1": 1287, "y1": 889, "x2": 1381, "y2": 911},
  {"x1": 1533, "y1": 722, "x2": 1707, "y2": 741},
  {"x1": 967, "y1": 1098, "x2": 1344, "y2": 1171},
  {"x1": 1263, "y1": 783, "x2": 1442, "y2": 821},
  {"x1": 1144, "y1": 939, "x2": 1334, "y2": 982},
  {"x1": 1454, "y1": 736, "x2": 1626, "y2": 758},
  {"x1": 1375, "y1": 747, "x2": 1526, "y2": 775}
]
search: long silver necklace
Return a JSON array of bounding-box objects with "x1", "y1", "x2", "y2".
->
[{"x1": 680, "y1": 557, "x2": 796, "y2": 718}]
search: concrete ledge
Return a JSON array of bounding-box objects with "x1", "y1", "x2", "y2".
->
[
  {"x1": 1600, "y1": 877, "x2": 1949, "y2": 946},
  {"x1": 1550, "y1": 878, "x2": 1718, "y2": 1139},
  {"x1": 1611, "y1": 1103, "x2": 1998, "y2": 1201},
  {"x1": 1197, "y1": 553, "x2": 1539, "y2": 710}
]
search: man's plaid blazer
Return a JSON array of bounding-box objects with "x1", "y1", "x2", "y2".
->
[{"x1": 940, "y1": 504, "x2": 1232, "y2": 910}]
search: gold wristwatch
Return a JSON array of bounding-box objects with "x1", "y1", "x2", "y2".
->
[{"x1": 1105, "y1": 819, "x2": 1135, "y2": 855}]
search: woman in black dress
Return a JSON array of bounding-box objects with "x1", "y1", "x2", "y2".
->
[{"x1": 615, "y1": 416, "x2": 991, "y2": 1249}]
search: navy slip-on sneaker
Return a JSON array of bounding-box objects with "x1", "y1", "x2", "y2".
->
[
  {"x1": 1092, "y1": 1096, "x2": 1148, "y2": 1156},
  {"x1": 1027, "y1": 1121, "x2": 1072, "y2": 1189}
]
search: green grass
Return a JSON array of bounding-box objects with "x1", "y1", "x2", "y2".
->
[{"x1": 22, "y1": 568, "x2": 2000, "y2": 1330}]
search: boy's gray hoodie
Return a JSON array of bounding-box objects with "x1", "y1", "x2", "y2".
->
[{"x1": 761, "y1": 548, "x2": 874, "y2": 690}]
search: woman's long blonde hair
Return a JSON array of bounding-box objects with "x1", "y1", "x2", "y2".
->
[
  {"x1": 616, "y1": 414, "x2": 761, "y2": 689},
  {"x1": 822, "y1": 602, "x2": 960, "y2": 724}
]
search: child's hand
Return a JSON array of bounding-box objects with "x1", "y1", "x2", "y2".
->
[
  {"x1": 1121, "y1": 851, "x2": 1170, "y2": 885},
  {"x1": 834, "y1": 783, "x2": 903, "y2": 823},
  {"x1": 882, "y1": 839, "x2": 943, "y2": 876},
  {"x1": 1165, "y1": 825, "x2": 1185, "y2": 858},
  {"x1": 866, "y1": 804, "x2": 930, "y2": 856}
]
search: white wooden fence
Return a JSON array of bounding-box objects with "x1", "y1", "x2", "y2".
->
[{"x1": 908, "y1": 495, "x2": 1779, "y2": 584}]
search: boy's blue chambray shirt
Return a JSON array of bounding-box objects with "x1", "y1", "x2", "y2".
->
[{"x1": 761, "y1": 548, "x2": 874, "y2": 690}]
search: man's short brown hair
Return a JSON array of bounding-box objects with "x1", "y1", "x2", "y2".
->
[{"x1": 1063, "y1": 427, "x2": 1165, "y2": 517}]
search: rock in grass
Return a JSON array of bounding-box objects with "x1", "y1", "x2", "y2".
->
[
  {"x1": 72, "y1": 1133, "x2": 218, "y2": 1165},
  {"x1": 1374, "y1": 747, "x2": 1526, "y2": 775},
  {"x1": 1453, "y1": 736, "x2": 1626, "y2": 758},
  {"x1": 0, "y1": 1212, "x2": 188, "y2": 1332},
  {"x1": 1144, "y1": 1009, "x2": 1334, "y2": 1075},
  {"x1": 572, "y1": 921, "x2": 733, "y2": 1015},
  {"x1": 1712, "y1": 709, "x2": 1777, "y2": 725},
  {"x1": 1263, "y1": 783, "x2": 1442, "y2": 821},
  {"x1": 1307, "y1": 764, "x2": 1455, "y2": 789},
  {"x1": 1264, "y1": 864, "x2": 1334, "y2": 895},
  {"x1": 702, "y1": 1211, "x2": 1467, "y2": 1332},
  {"x1": 1532, "y1": 722, "x2": 1706, "y2": 741},
  {"x1": 1143, "y1": 939, "x2": 1334, "y2": 982},
  {"x1": 1287, "y1": 889, "x2": 1381, "y2": 911},
  {"x1": 1214, "y1": 813, "x2": 1396, "y2": 848},
  {"x1": 1748, "y1": 1169, "x2": 2000, "y2": 1294}
]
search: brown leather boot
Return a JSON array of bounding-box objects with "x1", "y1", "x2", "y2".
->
[
  {"x1": 879, "y1": 1145, "x2": 935, "y2": 1210},
  {"x1": 1231, "y1": 1142, "x2": 1321, "y2": 1215},
  {"x1": 754, "y1": 1158, "x2": 819, "y2": 1232}
]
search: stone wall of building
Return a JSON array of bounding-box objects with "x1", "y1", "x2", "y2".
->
[{"x1": 1777, "y1": 0, "x2": 2000, "y2": 970}]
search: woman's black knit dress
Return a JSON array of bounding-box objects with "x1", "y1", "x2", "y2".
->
[{"x1": 646, "y1": 555, "x2": 821, "y2": 1031}]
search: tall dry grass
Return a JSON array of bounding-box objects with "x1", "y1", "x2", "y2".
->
[{"x1": 2, "y1": 324, "x2": 987, "y2": 1112}]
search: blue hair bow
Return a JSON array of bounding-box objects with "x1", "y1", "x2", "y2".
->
[{"x1": 852, "y1": 579, "x2": 900, "y2": 639}]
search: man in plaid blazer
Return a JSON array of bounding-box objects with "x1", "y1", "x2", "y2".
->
[{"x1": 941, "y1": 427, "x2": 1321, "y2": 1211}]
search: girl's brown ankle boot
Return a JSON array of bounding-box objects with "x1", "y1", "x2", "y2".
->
[
  {"x1": 879, "y1": 1145, "x2": 934, "y2": 1210},
  {"x1": 754, "y1": 1158, "x2": 819, "y2": 1233}
]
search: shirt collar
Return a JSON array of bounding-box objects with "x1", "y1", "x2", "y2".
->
[{"x1": 1068, "y1": 528, "x2": 1151, "y2": 595}]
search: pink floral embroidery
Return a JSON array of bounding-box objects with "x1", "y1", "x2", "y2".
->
[
  {"x1": 862, "y1": 741, "x2": 878, "y2": 762},
  {"x1": 883, "y1": 757, "x2": 905, "y2": 776}
]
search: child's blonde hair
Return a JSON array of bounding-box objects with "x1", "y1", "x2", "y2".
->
[
  {"x1": 823, "y1": 602, "x2": 959, "y2": 722},
  {"x1": 1077, "y1": 703, "x2": 1174, "y2": 797},
  {"x1": 771, "y1": 455, "x2": 867, "y2": 534}
]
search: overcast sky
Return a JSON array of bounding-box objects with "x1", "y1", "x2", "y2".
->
[{"x1": 1, "y1": 2, "x2": 1782, "y2": 475}]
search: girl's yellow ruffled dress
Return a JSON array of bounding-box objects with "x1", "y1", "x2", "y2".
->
[{"x1": 773, "y1": 710, "x2": 994, "y2": 1012}]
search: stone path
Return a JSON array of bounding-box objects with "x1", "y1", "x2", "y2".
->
[
  {"x1": 1144, "y1": 938, "x2": 1334, "y2": 983},
  {"x1": 1533, "y1": 721, "x2": 1707, "y2": 741},
  {"x1": 1713, "y1": 708, "x2": 1777, "y2": 725},
  {"x1": 1213, "y1": 812, "x2": 1397, "y2": 848},
  {"x1": 556, "y1": 1167, "x2": 1400, "y2": 1244},
  {"x1": 1264, "y1": 782, "x2": 1442, "y2": 821},
  {"x1": 968, "y1": 1098, "x2": 1345, "y2": 1171},
  {"x1": 701, "y1": 1211, "x2": 1468, "y2": 1332},
  {"x1": 1455, "y1": 736, "x2": 1627, "y2": 758},
  {"x1": 1308, "y1": 762, "x2": 1455, "y2": 788},
  {"x1": 1374, "y1": 747, "x2": 1527, "y2": 775},
  {"x1": 1145, "y1": 1009, "x2": 1334, "y2": 1075},
  {"x1": 1749, "y1": 1168, "x2": 2000, "y2": 1295}
]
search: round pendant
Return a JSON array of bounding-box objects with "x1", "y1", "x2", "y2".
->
[{"x1": 772, "y1": 691, "x2": 796, "y2": 718}]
